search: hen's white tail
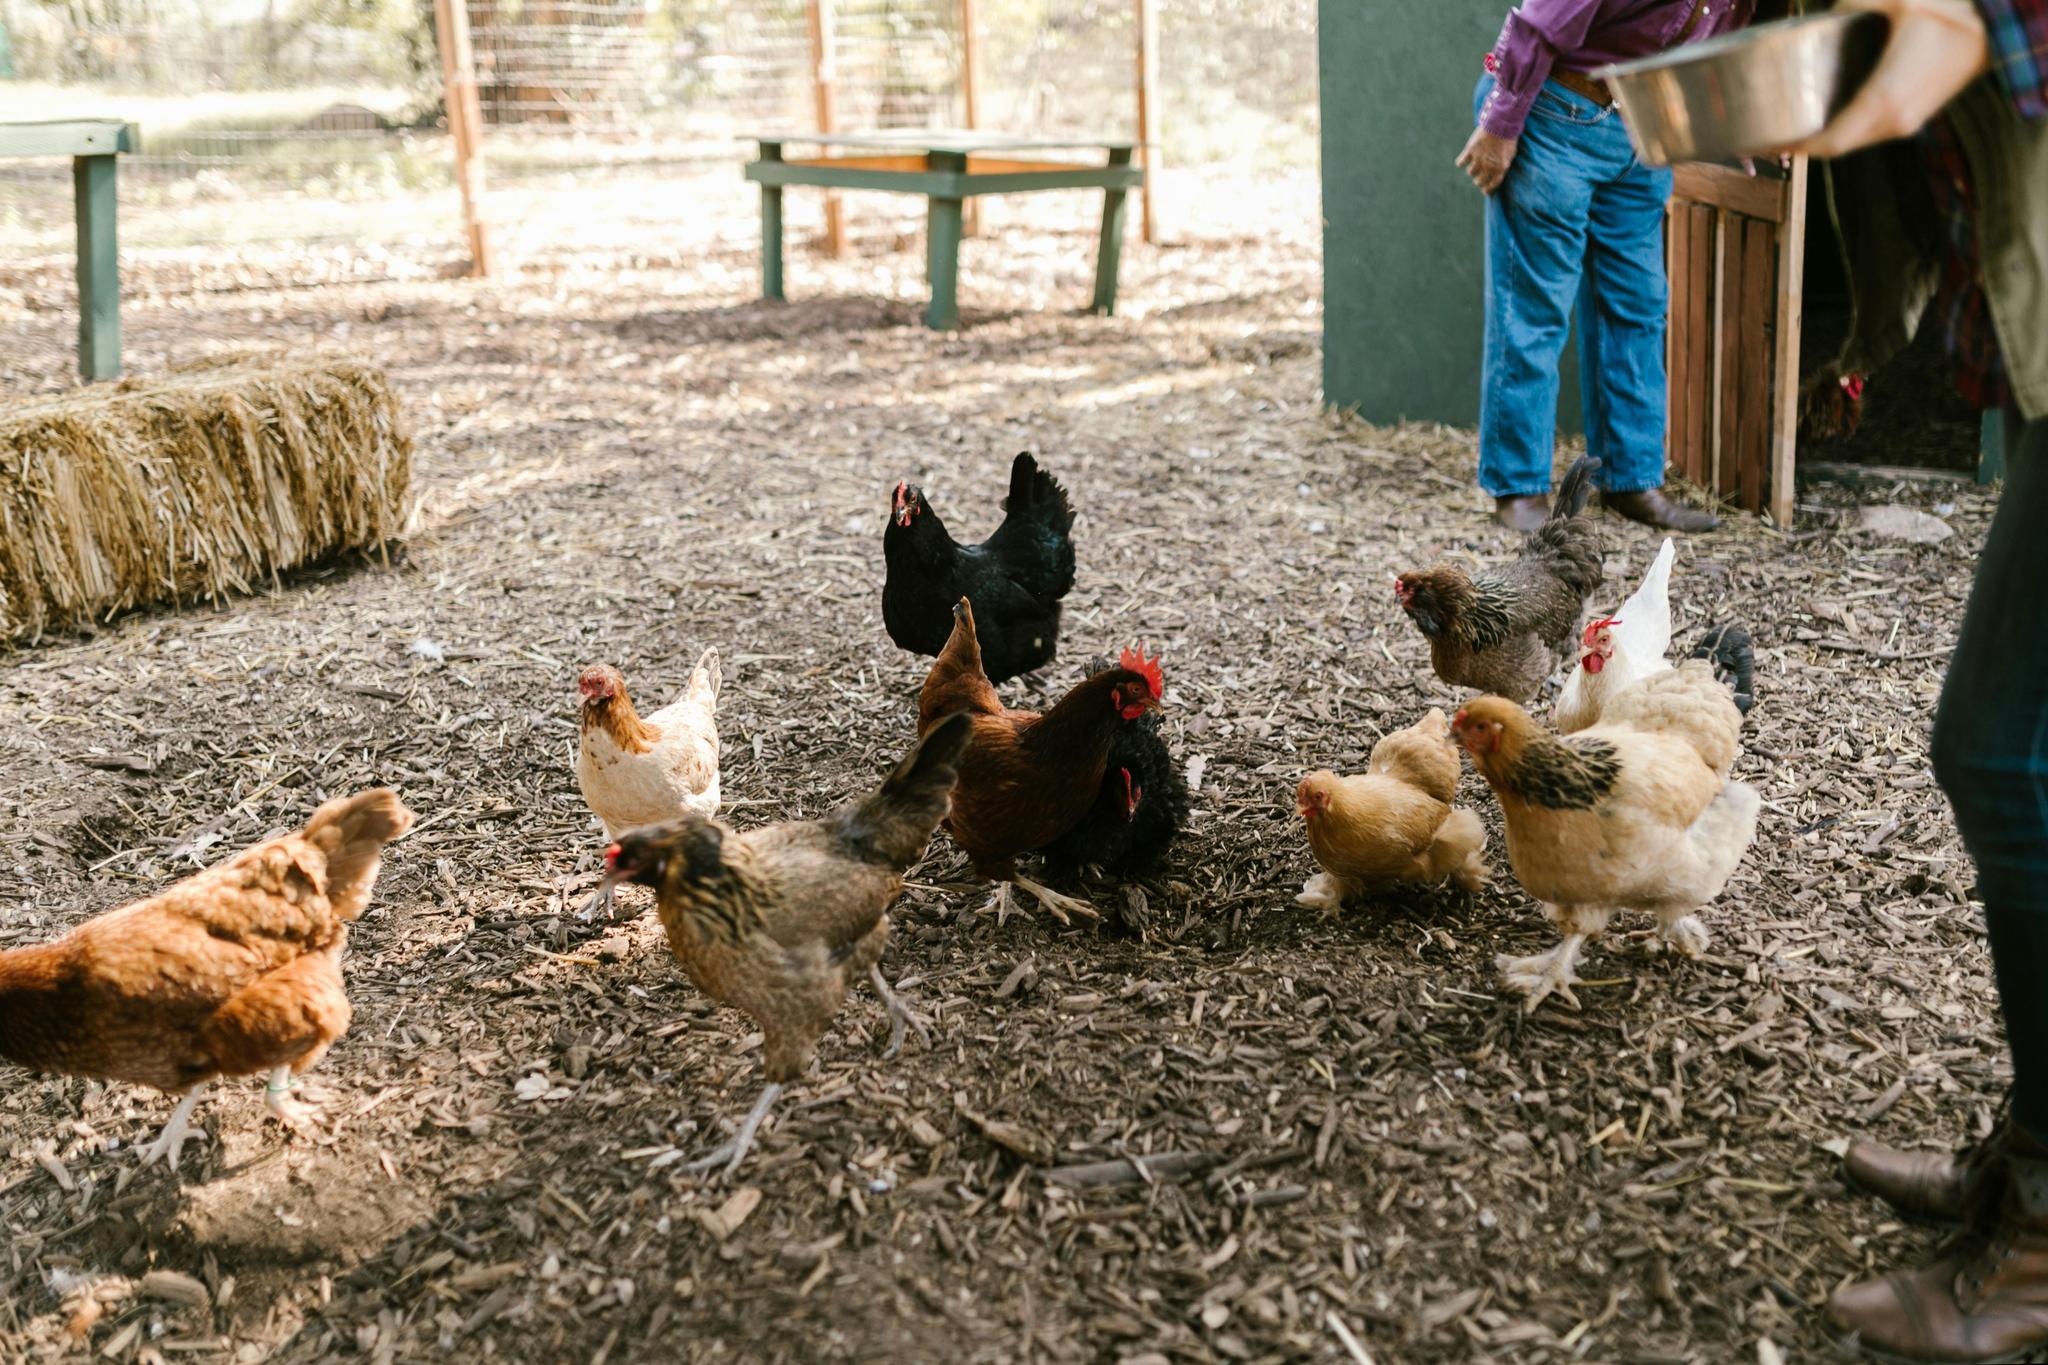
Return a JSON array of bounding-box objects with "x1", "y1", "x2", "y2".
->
[{"x1": 1610, "y1": 537, "x2": 1676, "y2": 668}]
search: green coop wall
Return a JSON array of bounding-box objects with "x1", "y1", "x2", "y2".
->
[{"x1": 1319, "y1": 0, "x2": 1584, "y2": 434}]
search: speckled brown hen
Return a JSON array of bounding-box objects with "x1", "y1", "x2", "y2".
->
[
  {"x1": 599, "y1": 714, "x2": 971, "y2": 1176},
  {"x1": 0, "y1": 789, "x2": 414, "y2": 1169}
]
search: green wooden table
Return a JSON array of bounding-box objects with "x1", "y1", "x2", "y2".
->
[
  {"x1": 0, "y1": 119, "x2": 138, "y2": 381},
  {"x1": 741, "y1": 130, "x2": 1145, "y2": 330}
]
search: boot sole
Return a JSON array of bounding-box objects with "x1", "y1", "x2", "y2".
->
[{"x1": 1835, "y1": 1330, "x2": 2040, "y2": 1365}]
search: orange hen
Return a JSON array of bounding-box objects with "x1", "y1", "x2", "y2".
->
[{"x1": 0, "y1": 789, "x2": 414, "y2": 1168}]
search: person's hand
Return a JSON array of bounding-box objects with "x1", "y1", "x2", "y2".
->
[
  {"x1": 1456, "y1": 126, "x2": 1519, "y2": 194},
  {"x1": 1782, "y1": 0, "x2": 1990, "y2": 158}
]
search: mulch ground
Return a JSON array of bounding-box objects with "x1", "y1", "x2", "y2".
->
[{"x1": 0, "y1": 173, "x2": 2009, "y2": 1364}]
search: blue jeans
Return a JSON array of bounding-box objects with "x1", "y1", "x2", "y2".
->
[
  {"x1": 1933, "y1": 412, "x2": 2048, "y2": 1137},
  {"x1": 1477, "y1": 75, "x2": 1673, "y2": 498}
]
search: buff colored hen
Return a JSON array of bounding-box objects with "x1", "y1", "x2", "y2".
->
[{"x1": 1297, "y1": 708, "x2": 1488, "y2": 912}]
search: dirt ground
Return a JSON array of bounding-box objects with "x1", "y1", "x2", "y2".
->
[{"x1": 0, "y1": 172, "x2": 2010, "y2": 1364}]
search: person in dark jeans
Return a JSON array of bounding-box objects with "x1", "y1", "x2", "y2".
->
[{"x1": 1784, "y1": 0, "x2": 2048, "y2": 1358}]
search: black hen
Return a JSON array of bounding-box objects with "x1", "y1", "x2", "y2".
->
[
  {"x1": 883, "y1": 452, "x2": 1076, "y2": 683},
  {"x1": 1041, "y1": 655, "x2": 1190, "y2": 876},
  {"x1": 1691, "y1": 622, "x2": 1758, "y2": 715}
]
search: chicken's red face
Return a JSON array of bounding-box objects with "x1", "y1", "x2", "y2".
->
[
  {"x1": 1297, "y1": 778, "x2": 1330, "y2": 823},
  {"x1": 1112, "y1": 645, "x2": 1166, "y2": 720},
  {"x1": 601, "y1": 837, "x2": 657, "y2": 888},
  {"x1": 1394, "y1": 574, "x2": 1416, "y2": 609},
  {"x1": 1580, "y1": 617, "x2": 1619, "y2": 675},
  {"x1": 892, "y1": 481, "x2": 924, "y2": 529},
  {"x1": 1451, "y1": 706, "x2": 1506, "y2": 757},
  {"x1": 578, "y1": 665, "x2": 621, "y2": 704}
]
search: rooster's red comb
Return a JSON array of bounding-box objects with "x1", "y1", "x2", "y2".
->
[
  {"x1": 1582, "y1": 616, "x2": 1621, "y2": 646},
  {"x1": 1120, "y1": 644, "x2": 1164, "y2": 701}
]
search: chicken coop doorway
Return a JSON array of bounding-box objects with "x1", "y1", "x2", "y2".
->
[
  {"x1": 1662, "y1": 157, "x2": 1806, "y2": 526},
  {"x1": 1793, "y1": 172, "x2": 1990, "y2": 484},
  {"x1": 1664, "y1": 155, "x2": 1996, "y2": 528}
]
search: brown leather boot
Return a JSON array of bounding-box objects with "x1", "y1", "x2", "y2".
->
[
  {"x1": 1602, "y1": 487, "x2": 1721, "y2": 532},
  {"x1": 1495, "y1": 494, "x2": 1549, "y2": 532},
  {"x1": 1829, "y1": 1137, "x2": 2048, "y2": 1362},
  {"x1": 1845, "y1": 1114, "x2": 2009, "y2": 1227}
]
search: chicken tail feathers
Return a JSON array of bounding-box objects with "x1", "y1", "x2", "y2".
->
[
  {"x1": 1552, "y1": 454, "x2": 1600, "y2": 521},
  {"x1": 1006, "y1": 451, "x2": 1075, "y2": 535},
  {"x1": 1521, "y1": 455, "x2": 1605, "y2": 600},
  {"x1": 1691, "y1": 623, "x2": 1757, "y2": 715},
  {"x1": 301, "y1": 789, "x2": 415, "y2": 919},
  {"x1": 688, "y1": 645, "x2": 722, "y2": 707},
  {"x1": 988, "y1": 452, "x2": 1077, "y2": 601},
  {"x1": 832, "y1": 713, "x2": 973, "y2": 868}
]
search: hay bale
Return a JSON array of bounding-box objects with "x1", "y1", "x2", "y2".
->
[{"x1": 0, "y1": 353, "x2": 414, "y2": 644}]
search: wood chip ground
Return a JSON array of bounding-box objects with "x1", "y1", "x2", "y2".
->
[{"x1": 0, "y1": 173, "x2": 2005, "y2": 1362}]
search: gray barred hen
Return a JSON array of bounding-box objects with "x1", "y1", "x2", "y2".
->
[{"x1": 1395, "y1": 456, "x2": 1604, "y2": 701}]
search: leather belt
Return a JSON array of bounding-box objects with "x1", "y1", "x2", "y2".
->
[{"x1": 1551, "y1": 68, "x2": 1614, "y2": 107}]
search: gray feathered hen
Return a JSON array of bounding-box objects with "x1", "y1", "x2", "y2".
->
[{"x1": 1396, "y1": 456, "x2": 1605, "y2": 701}]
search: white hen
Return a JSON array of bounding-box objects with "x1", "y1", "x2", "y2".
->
[
  {"x1": 1553, "y1": 537, "x2": 1676, "y2": 734},
  {"x1": 575, "y1": 649, "x2": 721, "y2": 916}
]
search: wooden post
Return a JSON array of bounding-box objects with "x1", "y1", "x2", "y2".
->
[
  {"x1": 808, "y1": 0, "x2": 848, "y2": 258},
  {"x1": 958, "y1": 0, "x2": 982, "y2": 237},
  {"x1": 1768, "y1": 155, "x2": 1809, "y2": 527},
  {"x1": 434, "y1": 0, "x2": 492, "y2": 275},
  {"x1": 1092, "y1": 146, "x2": 1133, "y2": 315},
  {"x1": 73, "y1": 153, "x2": 120, "y2": 381},
  {"x1": 760, "y1": 142, "x2": 787, "y2": 301},
  {"x1": 925, "y1": 150, "x2": 967, "y2": 329},
  {"x1": 1134, "y1": 0, "x2": 1159, "y2": 244}
]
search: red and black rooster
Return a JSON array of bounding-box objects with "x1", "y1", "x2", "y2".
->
[
  {"x1": 1041, "y1": 653, "x2": 1190, "y2": 878},
  {"x1": 883, "y1": 452, "x2": 1076, "y2": 683}
]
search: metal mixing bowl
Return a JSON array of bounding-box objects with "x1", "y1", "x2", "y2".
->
[{"x1": 1594, "y1": 10, "x2": 1887, "y2": 165}]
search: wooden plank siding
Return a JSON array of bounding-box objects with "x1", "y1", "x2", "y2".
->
[
  {"x1": 1685, "y1": 204, "x2": 1713, "y2": 489},
  {"x1": 1663, "y1": 163, "x2": 1807, "y2": 522}
]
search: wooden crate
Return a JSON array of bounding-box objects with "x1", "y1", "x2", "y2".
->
[{"x1": 1665, "y1": 159, "x2": 1807, "y2": 525}]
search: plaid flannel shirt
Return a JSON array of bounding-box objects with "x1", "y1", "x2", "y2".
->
[{"x1": 1922, "y1": 0, "x2": 2048, "y2": 408}]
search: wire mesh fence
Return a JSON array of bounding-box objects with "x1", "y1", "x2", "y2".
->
[{"x1": 0, "y1": 0, "x2": 1314, "y2": 286}]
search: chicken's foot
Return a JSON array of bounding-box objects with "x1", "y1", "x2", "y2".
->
[
  {"x1": 1497, "y1": 934, "x2": 1590, "y2": 1012},
  {"x1": 578, "y1": 881, "x2": 615, "y2": 922},
  {"x1": 998, "y1": 876, "x2": 1100, "y2": 927},
  {"x1": 1656, "y1": 911, "x2": 1710, "y2": 958},
  {"x1": 139, "y1": 1086, "x2": 208, "y2": 1171},
  {"x1": 1295, "y1": 872, "x2": 1349, "y2": 916},
  {"x1": 868, "y1": 965, "x2": 933, "y2": 1059},
  {"x1": 264, "y1": 1067, "x2": 330, "y2": 1142},
  {"x1": 682, "y1": 1081, "x2": 784, "y2": 1178}
]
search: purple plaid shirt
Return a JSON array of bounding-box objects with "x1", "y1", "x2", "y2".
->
[
  {"x1": 1922, "y1": 0, "x2": 2048, "y2": 409},
  {"x1": 1479, "y1": 0, "x2": 1751, "y2": 140}
]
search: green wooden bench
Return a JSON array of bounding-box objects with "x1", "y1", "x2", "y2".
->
[
  {"x1": 0, "y1": 119, "x2": 139, "y2": 381},
  {"x1": 742, "y1": 130, "x2": 1146, "y2": 330}
]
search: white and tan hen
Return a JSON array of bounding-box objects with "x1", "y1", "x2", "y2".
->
[{"x1": 575, "y1": 648, "x2": 721, "y2": 916}]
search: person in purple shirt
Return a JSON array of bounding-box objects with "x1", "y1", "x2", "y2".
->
[{"x1": 1457, "y1": 0, "x2": 1752, "y2": 532}]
